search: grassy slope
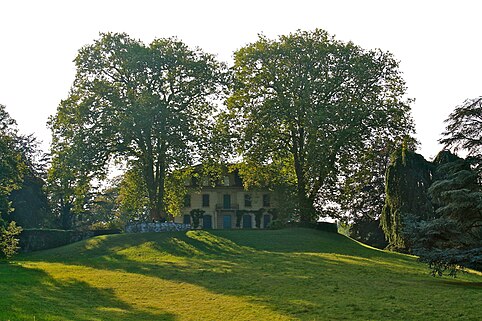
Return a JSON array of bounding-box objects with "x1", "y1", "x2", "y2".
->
[{"x1": 1, "y1": 228, "x2": 481, "y2": 321}]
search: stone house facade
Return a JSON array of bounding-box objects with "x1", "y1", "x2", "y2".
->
[{"x1": 172, "y1": 170, "x2": 275, "y2": 229}]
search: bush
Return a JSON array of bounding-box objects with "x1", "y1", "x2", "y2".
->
[
  {"x1": 415, "y1": 247, "x2": 482, "y2": 277},
  {"x1": 0, "y1": 221, "x2": 23, "y2": 259},
  {"x1": 349, "y1": 219, "x2": 388, "y2": 249},
  {"x1": 19, "y1": 229, "x2": 84, "y2": 252},
  {"x1": 89, "y1": 220, "x2": 124, "y2": 230},
  {"x1": 268, "y1": 219, "x2": 286, "y2": 230},
  {"x1": 235, "y1": 210, "x2": 245, "y2": 228},
  {"x1": 315, "y1": 222, "x2": 338, "y2": 233},
  {"x1": 254, "y1": 209, "x2": 264, "y2": 228},
  {"x1": 190, "y1": 209, "x2": 205, "y2": 229}
]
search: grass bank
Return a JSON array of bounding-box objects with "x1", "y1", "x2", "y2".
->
[{"x1": 1, "y1": 228, "x2": 481, "y2": 320}]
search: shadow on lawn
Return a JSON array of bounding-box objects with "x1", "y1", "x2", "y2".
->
[
  {"x1": 22, "y1": 228, "x2": 433, "y2": 319},
  {"x1": 0, "y1": 262, "x2": 176, "y2": 321}
]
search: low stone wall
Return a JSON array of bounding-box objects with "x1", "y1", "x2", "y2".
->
[{"x1": 125, "y1": 222, "x2": 191, "y2": 233}]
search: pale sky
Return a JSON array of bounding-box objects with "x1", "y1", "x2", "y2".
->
[{"x1": 1, "y1": 0, "x2": 481, "y2": 160}]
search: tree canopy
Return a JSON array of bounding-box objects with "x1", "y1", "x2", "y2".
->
[
  {"x1": 49, "y1": 32, "x2": 225, "y2": 221},
  {"x1": 227, "y1": 29, "x2": 414, "y2": 222},
  {"x1": 0, "y1": 105, "x2": 33, "y2": 259},
  {"x1": 381, "y1": 146, "x2": 434, "y2": 251},
  {"x1": 407, "y1": 96, "x2": 482, "y2": 275},
  {"x1": 409, "y1": 151, "x2": 482, "y2": 275},
  {"x1": 440, "y1": 96, "x2": 482, "y2": 175},
  {"x1": 0, "y1": 105, "x2": 25, "y2": 222}
]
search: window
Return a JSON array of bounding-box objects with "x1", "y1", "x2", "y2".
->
[
  {"x1": 202, "y1": 194, "x2": 210, "y2": 207},
  {"x1": 183, "y1": 194, "x2": 191, "y2": 207},
  {"x1": 244, "y1": 194, "x2": 252, "y2": 207},
  {"x1": 183, "y1": 215, "x2": 191, "y2": 225},
  {"x1": 223, "y1": 175, "x2": 230, "y2": 186},
  {"x1": 263, "y1": 194, "x2": 271, "y2": 207},
  {"x1": 223, "y1": 194, "x2": 231, "y2": 209}
]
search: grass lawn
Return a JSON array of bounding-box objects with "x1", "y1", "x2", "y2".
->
[{"x1": 1, "y1": 228, "x2": 481, "y2": 320}]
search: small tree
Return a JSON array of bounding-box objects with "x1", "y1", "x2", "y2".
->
[
  {"x1": 235, "y1": 210, "x2": 245, "y2": 228},
  {"x1": 0, "y1": 221, "x2": 22, "y2": 260},
  {"x1": 189, "y1": 209, "x2": 205, "y2": 229},
  {"x1": 254, "y1": 208, "x2": 265, "y2": 228}
]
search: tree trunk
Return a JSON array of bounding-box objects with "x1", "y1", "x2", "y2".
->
[
  {"x1": 155, "y1": 149, "x2": 166, "y2": 221},
  {"x1": 293, "y1": 141, "x2": 315, "y2": 223},
  {"x1": 143, "y1": 143, "x2": 167, "y2": 221},
  {"x1": 143, "y1": 156, "x2": 161, "y2": 221},
  {"x1": 61, "y1": 204, "x2": 72, "y2": 230}
]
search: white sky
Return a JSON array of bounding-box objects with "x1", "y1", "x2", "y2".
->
[{"x1": 1, "y1": 0, "x2": 481, "y2": 160}]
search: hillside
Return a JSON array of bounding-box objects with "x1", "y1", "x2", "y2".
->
[{"x1": 1, "y1": 228, "x2": 481, "y2": 320}]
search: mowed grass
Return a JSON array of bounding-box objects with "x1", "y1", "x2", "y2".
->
[{"x1": 1, "y1": 228, "x2": 481, "y2": 320}]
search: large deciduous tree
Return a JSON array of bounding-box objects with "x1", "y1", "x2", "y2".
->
[
  {"x1": 50, "y1": 33, "x2": 225, "y2": 221},
  {"x1": 228, "y1": 29, "x2": 414, "y2": 222},
  {"x1": 440, "y1": 96, "x2": 482, "y2": 174}
]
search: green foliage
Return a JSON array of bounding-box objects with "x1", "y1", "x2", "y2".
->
[
  {"x1": 0, "y1": 105, "x2": 51, "y2": 233},
  {"x1": 419, "y1": 247, "x2": 482, "y2": 277},
  {"x1": 116, "y1": 163, "x2": 194, "y2": 223},
  {"x1": 0, "y1": 135, "x2": 23, "y2": 218},
  {"x1": 234, "y1": 208, "x2": 265, "y2": 229},
  {"x1": 164, "y1": 168, "x2": 192, "y2": 219},
  {"x1": 381, "y1": 147, "x2": 433, "y2": 251},
  {"x1": 430, "y1": 152, "x2": 480, "y2": 226},
  {"x1": 189, "y1": 208, "x2": 205, "y2": 228},
  {"x1": 254, "y1": 208, "x2": 264, "y2": 228},
  {"x1": 235, "y1": 161, "x2": 297, "y2": 222},
  {"x1": 118, "y1": 165, "x2": 149, "y2": 221},
  {"x1": 327, "y1": 137, "x2": 418, "y2": 226},
  {"x1": 46, "y1": 146, "x2": 92, "y2": 229},
  {"x1": 348, "y1": 218, "x2": 388, "y2": 249},
  {"x1": 227, "y1": 29, "x2": 414, "y2": 223},
  {"x1": 421, "y1": 97, "x2": 482, "y2": 274},
  {"x1": 235, "y1": 210, "x2": 244, "y2": 228},
  {"x1": 18, "y1": 228, "x2": 82, "y2": 252},
  {"x1": 49, "y1": 32, "x2": 225, "y2": 221},
  {"x1": 7, "y1": 134, "x2": 51, "y2": 229},
  {"x1": 9, "y1": 175, "x2": 51, "y2": 228},
  {"x1": 440, "y1": 96, "x2": 482, "y2": 173},
  {"x1": 0, "y1": 105, "x2": 25, "y2": 221},
  {"x1": 409, "y1": 151, "x2": 482, "y2": 275},
  {"x1": 268, "y1": 219, "x2": 285, "y2": 230},
  {"x1": 82, "y1": 181, "x2": 124, "y2": 229},
  {"x1": 0, "y1": 221, "x2": 22, "y2": 259},
  {"x1": 88, "y1": 220, "x2": 124, "y2": 231}
]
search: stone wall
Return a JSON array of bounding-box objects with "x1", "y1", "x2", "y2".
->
[{"x1": 125, "y1": 221, "x2": 191, "y2": 233}]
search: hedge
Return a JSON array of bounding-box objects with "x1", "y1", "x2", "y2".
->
[{"x1": 19, "y1": 228, "x2": 121, "y2": 252}]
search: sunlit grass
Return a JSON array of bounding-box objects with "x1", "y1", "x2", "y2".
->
[{"x1": 1, "y1": 228, "x2": 481, "y2": 320}]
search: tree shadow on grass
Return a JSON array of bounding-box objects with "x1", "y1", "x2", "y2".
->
[
  {"x1": 20, "y1": 228, "x2": 482, "y2": 320},
  {"x1": 0, "y1": 262, "x2": 176, "y2": 321}
]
